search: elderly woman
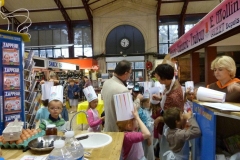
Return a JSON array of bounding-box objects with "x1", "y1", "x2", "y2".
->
[
  {"x1": 152, "y1": 63, "x2": 184, "y2": 160},
  {"x1": 207, "y1": 55, "x2": 240, "y2": 102}
]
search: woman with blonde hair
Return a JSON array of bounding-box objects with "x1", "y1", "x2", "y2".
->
[{"x1": 207, "y1": 55, "x2": 240, "y2": 102}]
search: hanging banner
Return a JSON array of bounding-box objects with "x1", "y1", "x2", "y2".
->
[{"x1": 169, "y1": 0, "x2": 240, "y2": 58}]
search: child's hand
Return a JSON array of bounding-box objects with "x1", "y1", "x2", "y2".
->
[
  {"x1": 132, "y1": 107, "x2": 139, "y2": 119},
  {"x1": 183, "y1": 111, "x2": 192, "y2": 120},
  {"x1": 147, "y1": 138, "x2": 152, "y2": 146},
  {"x1": 101, "y1": 116, "x2": 105, "y2": 121},
  {"x1": 137, "y1": 94, "x2": 143, "y2": 101}
]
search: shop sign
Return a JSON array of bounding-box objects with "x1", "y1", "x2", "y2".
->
[
  {"x1": 59, "y1": 62, "x2": 76, "y2": 70},
  {"x1": 48, "y1": 60, "x2": 59, "y2": 68},
  {"x1": 169, "y1": 0, "x2": 240, "y2": 58}
]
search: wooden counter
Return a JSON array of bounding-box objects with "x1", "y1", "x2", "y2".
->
[{"x1": 2, "y1": 131, "x2": 124, "y2": 160}]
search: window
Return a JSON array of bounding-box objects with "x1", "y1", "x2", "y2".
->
[
  {"x1": 159, "y1": 24, "x2": 178, "y2": 54},
  {"x1": 185, "y1": 24, "x2": 195, "y2": 33},
  {"x1": 74, "y1": 27, "x2": 92, "y2": 57}
]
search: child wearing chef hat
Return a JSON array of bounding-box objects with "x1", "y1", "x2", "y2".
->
[
  {"x1": 39, "y1": 85, "x2": 66, "y2": 131},
  {"x1": 35, "y1": 82, "x2": 53, "y2": 123},
  {"x1": 138, "y1": 92, "x2": 155, "y2": 160},
  {"x1": 184, "y1": 81, "x2": 195, "y2": 112},
  {"x1": 83, "y1": 86, "x2": 104, "y2": 132},
  {"x1": 114, "y1": 92, "x2": 151, "y2": 160}
]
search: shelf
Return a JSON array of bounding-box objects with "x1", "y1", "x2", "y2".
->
[{"x1": 24, "y1": 100, "x2": 32, "y2": 104}]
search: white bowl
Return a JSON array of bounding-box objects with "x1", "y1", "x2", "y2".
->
[{"x1": 75, "y1": 132, "x2": 112, "y2": 149}]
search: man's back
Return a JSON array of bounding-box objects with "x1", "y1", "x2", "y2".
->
[{"x1": 102, "y1": 76, "x2": 129, "y2": 132}]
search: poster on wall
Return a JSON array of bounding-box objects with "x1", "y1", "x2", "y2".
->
[
  {"x1": 3, "y1": 67, "x2": 20, "y2": 90},
  {"x1": 4, "y1": 113, "x2": 21, "y2": 126},
  {"x1": 4, "y1": 91, "x2": 21, "y2": 115},
  {"x1": 2, "y1": 42, "x2": 19, "y2": 65}
]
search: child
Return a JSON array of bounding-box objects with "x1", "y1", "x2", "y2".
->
[
  {"x1": 163, "y1": 107, "x2": 201, "y2": 160},
  {"x1": 61, "y1": 98, "x2": 69, "y2": 121},
  {"x1": 35, "y1": 99, "x2": 50, "y2": 123},
  {"x1": 151, "y1": 102, "x2": 164, "y2": 160},
  {"x1": 83, "y1": 86, "x2": 104, "y2": 132},
  {"x1": 39, "y1": 85, "x2": 66, "y2": 131},
  {"x1": 184, "y1": 81, "x2": 195, "y2": 112},
  {"x1": 138, "y1": 93, "x2": 154, "y2": 160},
  {"x1": 114, "y1": 92, "x2": 150, "y2": 160}
]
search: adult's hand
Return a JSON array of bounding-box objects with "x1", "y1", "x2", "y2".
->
[
  {"x1": 152, "y1": 94, "x2": 161, "y2": 101},
  {"x1": 40, "y1": 80, "x2": 45, "y2": 85}
]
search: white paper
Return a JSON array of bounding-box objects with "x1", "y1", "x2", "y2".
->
[
  {"x1": 185, "y1": 81, "x2": 194, "y2": 92},
  {"x1": 83, "y1": 86, "x2": 97, "y2": 102},
  {"x1": 201, "y1": 102, "x2": 240, "y2": 111},
  {"x1": 197, "y1": 87, "x2": 226, "y2": 103},
  {"x1": 41, "y1": 81, "x2": 53, "y2": 100},
  {"x1": 149, "y1": 87, "x2": 161, "y2": 104},
  {"x1": 143, "y1": 82, "x2": 153, "y2": 94},
  {"x1": 113, "y1": 92, "x2": 134, "y2": 121},
  {"x1": 20, "y1": 155, "x2": 47, "y2": 160}
]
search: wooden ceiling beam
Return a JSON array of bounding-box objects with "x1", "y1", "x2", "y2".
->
[
  {"x1": 89, "y1": 0, "x2": 100, "y2": 5},
  {"x1": 156, "y1": 0, "x2": 162, "y2": 52},
  {"x1": 12, "y1": 6, "x2": 85, "y2": 13},
  {"x1": 178, "y1": 0, "x2": 190, "y2": 37},
  {"x1": 54, "y1": 0, "x2": 74, "y2": 58},
  {"x1": 1, "y1": 6, "x2": 21, "y2": 31},
  {"x1": 162, "y1": 0, "x2": 213, "y2": 3},
  {"x1": 82, "y1": 0, "x2": 93, "y2": 26}
]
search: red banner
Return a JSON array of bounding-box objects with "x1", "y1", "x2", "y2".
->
[{"x1": 169, "y1": 0, "x2": 240, "y2": 58}]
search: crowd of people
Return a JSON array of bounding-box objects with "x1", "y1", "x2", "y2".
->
[{"x1": 33, "y1": 55, "x2": 240, "y2": 160}]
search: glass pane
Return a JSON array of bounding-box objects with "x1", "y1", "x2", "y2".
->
[
  {"x1": 33, "y1": 50, "x2": 39, "y2": 57},
  {"x1": 53, "y1": 29, "x2": 61, "y2": 44},
  {"x1": 54, "y1": 49, "x2": 61, "y2": 58},
  {"x1": 46, "y1": 49, "x2": 53, "y2": 57},
  {"x1": 74, "y1": 47, "x2": 83, "y2": 57},
  {"x1": 169, "y1": 25, "x2": 178, "y2": 43},
  {"x1": 107, "y1": 63, "x2": 116, "y2": 70},
  {"x1": 84, "y1": 46, "x2": 92, "y2": 57},
  {"x1": 61, "y1": 29, "x2": 68, "y2": 44},
  {"x1": 45, "y1": 30, "x2": 53, "y2": 45},
  {"x1": 159, "y1": 25, "x2": 168, "y2": 43},
  {"x1": 83, "y1": 27, "x2": 92, "y2": 46},
  {"x1": 62, "y1": 48, "x2": 69, "y2": 58},
  {"x1": 39, "y1": 30, "x2": 46, "y2": 45},
  {"x1": 185, "y1": 24, "x2": 195, "y2": 33},
  {"x1": 39, "y1": 50, "x2": 46, "y2": 58},
  {"x1": 31, "y1": 31, "x2": 38, "y2": 46},
  {"x1": 135, "y1": 62, "x2": 145, "y2": 69},
  {"x1": 74, "y1": 28, "x2": 82, "y2": 45},
  {"x1": 159, "y1": 44, "x2": 168, "y2": 54}
]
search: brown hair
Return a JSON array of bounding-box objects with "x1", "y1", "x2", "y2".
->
[
  {"x1": 151, "y1": 102, "x2": 161, "y2": 115},
  {"x1": 116, "y1": 119, "x2": 134, "y2": 132},
  {"x1": 42, "y1": 99, "x2": 49, "y2": 107},
  {"x1": 163, "y1": 107, "x2": 181, "y2": 129}
]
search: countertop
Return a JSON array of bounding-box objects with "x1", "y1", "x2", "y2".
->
[{"x1": 1, "y1": 131, "x2": 124, "y2": 160}]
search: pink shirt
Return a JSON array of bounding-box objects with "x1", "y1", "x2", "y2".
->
[
  {"x1": 86, "y1": 109, "x2": 102, "y2": 128},
  {"x1": 123, "y1": 132, "x2": 144, "y2": 160}
]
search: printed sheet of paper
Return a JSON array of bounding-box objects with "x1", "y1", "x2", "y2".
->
[
  {"x1": 113, "y1": 92, "x2": 134, "y2": 121},
  {"x1": 2, "y1": 42, "x2": 19, "y2": 65},
  {"x1": 201, "y1": 102, "x2": 240, "y2": 112}
]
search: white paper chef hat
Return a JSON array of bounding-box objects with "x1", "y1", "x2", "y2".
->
[
  {"x1": 185, "y1": 81, "x2": 194, "y2": 92},
  {"x1": 83, "y1": 86, "x2": 97, "y2": 102},
  {"x1": 49, "y1": 85, "x2": 63, "y2": 103},
  {"x1": 143, "y1": 82, "x2": 153, "y2": 94},
  {"x1": 41, "y1": 81, "x2": 54, "y2": 100},
  {"x1": 113, "y1": 92, "x2": 134, "y2": 121},
  {"x1": 143, "y1": 92, "x2": 150, "y2": 99}
]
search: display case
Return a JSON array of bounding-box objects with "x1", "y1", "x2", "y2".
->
[
  {"x1": 0, "y1": 30, "x2": 29, "y2": 134},
  {"x1": 192, "y1": 102, "x2": 240, "y2": 160}
]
